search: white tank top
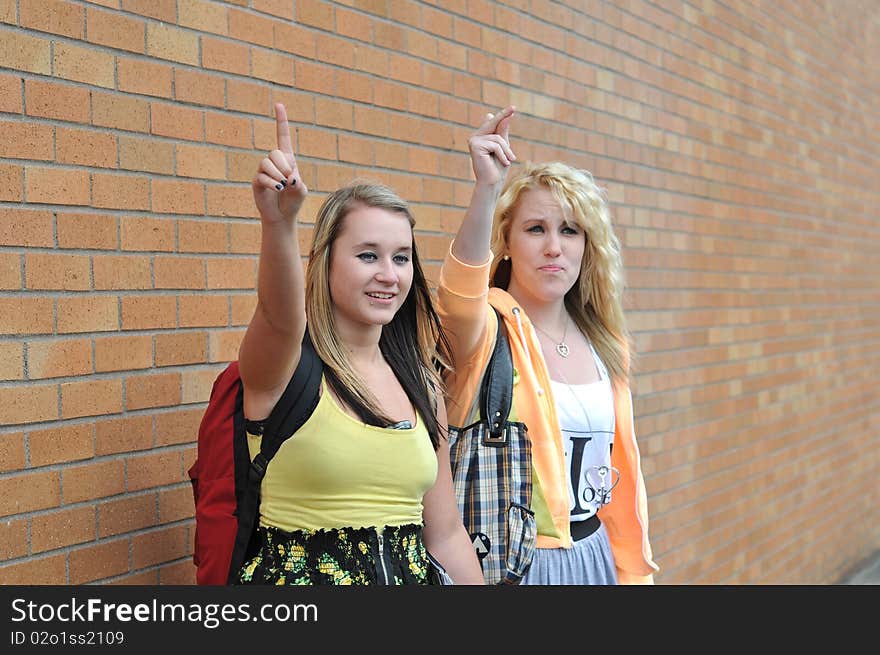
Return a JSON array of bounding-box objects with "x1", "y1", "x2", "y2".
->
[{"x1": 549, "y1": 343, "x2": 616, "y2": 522}]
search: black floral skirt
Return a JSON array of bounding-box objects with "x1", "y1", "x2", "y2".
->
[{"x1": 235, "y1": 523, "x2": 438, "y2": 585}]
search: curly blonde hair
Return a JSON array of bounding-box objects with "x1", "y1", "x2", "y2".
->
[{"x1": 489, "y1": 161, "x2": 631, "y2": 381}]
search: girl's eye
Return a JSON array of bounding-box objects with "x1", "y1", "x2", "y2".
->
[
  {"x1": 357, "y1": 252, "x2": 377, "y2": 262},
  {"x1": 393, "y1": 254, "x2": 410, "y2": 265},
  {"x1": 526, "y1": 225, "x2": 544, "y2": 233},
  {"x1": 562, "y1": 225, "x2": 580, "y2": 235}
]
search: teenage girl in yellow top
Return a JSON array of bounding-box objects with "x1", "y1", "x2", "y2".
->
[{"x1": 236, "y1": 103, "x2": 483, "y2": 585}]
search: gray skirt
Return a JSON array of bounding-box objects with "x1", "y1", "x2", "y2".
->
[{"x1": 520, "y1": 522, "x2": 618, "y2": 585}]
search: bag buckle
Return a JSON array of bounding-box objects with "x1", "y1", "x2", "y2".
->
[{"x1": 483, "y1": 420, "x2": 508, "y2": 447}]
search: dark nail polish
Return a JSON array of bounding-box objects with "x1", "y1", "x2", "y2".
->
[
  {"x1": 280, "y1": 179, "x2": 286, "y2": 187},
  {"x1": 275, "y1": 183, "x2": 282, "y2": 190},
  {"x1": 291, "y1": 179, "x2": 296, "y2": 185}
]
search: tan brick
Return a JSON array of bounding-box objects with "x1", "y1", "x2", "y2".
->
[
  {"x1": 96, "y1": 414, "x2": 153, "y2": 455},
  {"x1": 0, "y1": 432, "x2": 26, "y2": 472},
  {"x1": 120, "y1": 295, "x2": 176, "y2": 330},
  {"x1": 92, "y1": 172, "x2": 150, "y2": 210},
  {"x1": 61, "y1": 377, "x2": 123, "y2": 419},
  {"x1": 253, "y1": 0, "x2": 292, "y2": 19},
  {"x1": 0, "y1": 120, "x2": 54, "y2": 160},
  {"x1": 206, "y1": 257, "x2": 255, "y2": 289},
  {"x1": 25, "y1": 166, "x2": 90, "y2": 206},
  {"x1": 62, "y1": 459, "x2": 125, "y2": 504},
  {"x1": 25, "y1": 252, "x2": 91, "y2": 291},
  {"x1": 0, "y1": 518, "x2": 28, "y2": 560},
  {"x1": 86, "y1": 6, "x2": 145, "y2": 53},
  {"x1": 120, "y1": 215, "x2": 175, "y2": 251},
  {"x1": 205, "y1": 111, "x2": 251, "y2": 148},
  {"x1": 226, "y1": 78, "x2": 270, "y2": 114},
  {"x1": 206, "y1": 185, "x2": 255, "y2": 218},
  {"x1": 150, "y1": 101, "x2": 204, "y2": 141},
  {"x1": 147, "y1": 22, "x2": 198, "y2": 65},
  {"x1": 20, "y1": 0, "x2": 84, "y2": 37},
  {"x1": 270, "y1": 88, "x2": 315, "y2": 123},
  {"x1": 155, "y1": 329, "x2": 207, "y2": 366},
  {"x1": 125, "y1": 371, "x2": 181, "y2": 410},
  {"x1": 56, "y1": 126, "x2": 117, "y2": 168},
  {"x1": 118, "y1": 57, "x2": 173, "y2": 98},
  {"x1": 69, "y1": 538, "x2": 130, "y2": 584},
  {"x1": 119, "y1": 136, "x2": 174, "y2": 174},
  {"x1": 0, "y1": 470, "x2": 60, "y2": 517},
  {"x1": 176, "y1": 144, "x2": 226, "y2": 180},
  {"x1": 57, "y1": 212, "x2": 117, "y2": 250},
  {"x1": 57, "y1": 295, "x2": 118, "y2": 333},
  {"x1": 0, "y1": 382, "x2": 58, "y2": 426},
  {"x1": 127, "y1": 450, "x2": 184, "y2": 492},
  {"x1": 179, "y1": 294, "x2": 228, "y2": 328},
  {"x1": 228, "y1": 222, "x2": 260, "y2": 254},
  {"x1": 93, "y1": 334, "x2": 152, "y2": 374},
  {"x1": 0, "y1": 251, "x2": 20, "y2": 289},
  {"x1": 159, "y1": 485, "x2": 195, "y2": 522},
  {"x1": 29, "y1": 422, "x2": 93, "y2": 467},
  {"x1": 202, "y1": 36, "x2": 249, "y2": 75},
  {"x1": 93, "y1": 254, "x2": 152, "y2": 290},
  {"x1": 53, "y1": 41, "x2": 114, "y2": 88},
  {"x1": 209, "y1": 329, "x2": 245, "y2": 363},
  {"x1": 0, "y1": 297, "x2": 54, "y2": 334},
  {"x1": 158, "y1": 559, "x2": 197, "y2": 584},
  {"x1": 133, "y1": 524, "x2": 189, "y2": 569},
  {"x1": 156, "y1": 408, "x2": 202, "y2": 446},
  {"x1": 0, "y1": 73, "x2": 21, "y2": 113},
  {"x1": 178, "y1": 0, "x2": 227, "y2": 35},
  {"x1": 295, "y1": 59, "x2": 333, "y2": 95},
  {"x1": 178, "y1": 219, "x2": 228, "y2": 253},
  {"x1": 297, "y1": 0, "x2": 334, "y2": 29},
  {"x1": 92, "y1": 91, "x2": 149, "y2": 133},
  {"x1": 335, "y1": 69, "x2": 373, "y2": 103},
  {"x1": 27, "y1": 338, "x2": 92, "y2": 379},
  {"x1": 336, "y1": 7, "x2": 372, "y2": 41},
  {"x1": 111, "y1": 570, "x2": 158, "y2": 584},
  {"x1": 181, "y1": 370, "x2": 217, "y2": 407},
  {"x1": 230, "y1": 293, "x2": 257, "y2": 325},
  {"x1": 228, "y1": 6, "x2": 274, "y2": 47},
  {"x1": 0, "y1": 342, "x2": 23, "y2": 381},
  {"x1": 152, "y1": 179, "x2": 204, "y2": 215},
  {"x1": 0, "y1": 162, "x2": 22, "y2": 201},
  {"x1": 120, "y1": 0, "x2": 175, "y2": 20},
  {"x1": 250, "y1": 47, "x2": 294, "y2": 84},
  {"x1": 98, "y1": 493, "x2": 156, "y2": 538},
  {"x1": 0, "y1": 30, "x2": 52, "y2": 75},
  {"x1": 174, "y1": 68, "x2": 224, "y2": 108},
  {"x1": 298, "y1": 126, "x2": 337, "y2": 160},
  {"x1": 32, "y1": 505, "x2": 96, "y2": 553},
  {"x1": 0, "y1": 554, "x2": 66, "y2": 584}
]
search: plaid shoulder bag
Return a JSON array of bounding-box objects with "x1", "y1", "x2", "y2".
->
[{"x1": 448, "y1": 309, "x2": 537, "y2": 585}]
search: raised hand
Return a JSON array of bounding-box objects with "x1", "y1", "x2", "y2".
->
[
  {"x1": 252, "y1": 103, "x2": 309, "y2": 224},
  {"x1": 468, "y1": 106, "x2": 516, "y2": 187}
]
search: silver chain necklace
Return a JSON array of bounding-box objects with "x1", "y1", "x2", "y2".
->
[{"x1": 532, "y1": 318, "x2": 571, "y2": 358}]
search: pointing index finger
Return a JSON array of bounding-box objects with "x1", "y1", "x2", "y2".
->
[{"x1": 274, "y1": 103, "x2": 293, "y2": 154}]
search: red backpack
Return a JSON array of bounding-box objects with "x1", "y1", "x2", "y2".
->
[{"x1": 188, "y1": 334, "x2": 322, "y2": 584}]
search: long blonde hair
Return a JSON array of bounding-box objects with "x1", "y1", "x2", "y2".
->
[
  {"x1": 305, "y1": 183, "x2": 450, "y2": 446},
  {"x1": 489, "y1": 161, "x2": 631, "y2": 381}
]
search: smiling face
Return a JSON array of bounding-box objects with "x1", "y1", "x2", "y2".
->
[
  {"x1": 505, "y1": 186, "x2": 586, "y2": 307},
  {"x1": 328, "y1": 204, "x2": 414, "y2": 337}
]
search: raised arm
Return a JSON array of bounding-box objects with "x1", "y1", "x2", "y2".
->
[
  {"x1": 238, "y1": 103, "x2": 310, "y2": 420},
  {"x1": 450, "y1": 106, "x2": 516, "y2": 264}
]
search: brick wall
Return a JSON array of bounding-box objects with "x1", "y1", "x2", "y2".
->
[{"x1": 0, "y1": 0, "x2": 877, "y2": 584}]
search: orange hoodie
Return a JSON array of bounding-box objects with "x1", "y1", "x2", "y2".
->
[{"x1": 437, "y1": 246, "x2": 659, "y2": 584}]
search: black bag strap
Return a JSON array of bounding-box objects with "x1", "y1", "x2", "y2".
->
[
  {"x1": 479, "y1": 307, "x2": 514, "y2": 444},
  {"x1": 228, "y1": 330, "x2": 323, "y2": 583}
]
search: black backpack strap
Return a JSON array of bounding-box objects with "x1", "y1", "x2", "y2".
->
[
  {"x1": 250, "y1": 331, "x2": 323, "y2": 481},
  {"x1": 479, "y1": 307, "x2": 514, "y2": 445},
  {"x1": 227, "y1": 330, "x2": 323, "y2": 583}
]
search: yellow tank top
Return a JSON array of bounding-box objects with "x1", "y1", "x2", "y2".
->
[{"x1": 247, "y1": 378, "x2": 438, "y2": 532}]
